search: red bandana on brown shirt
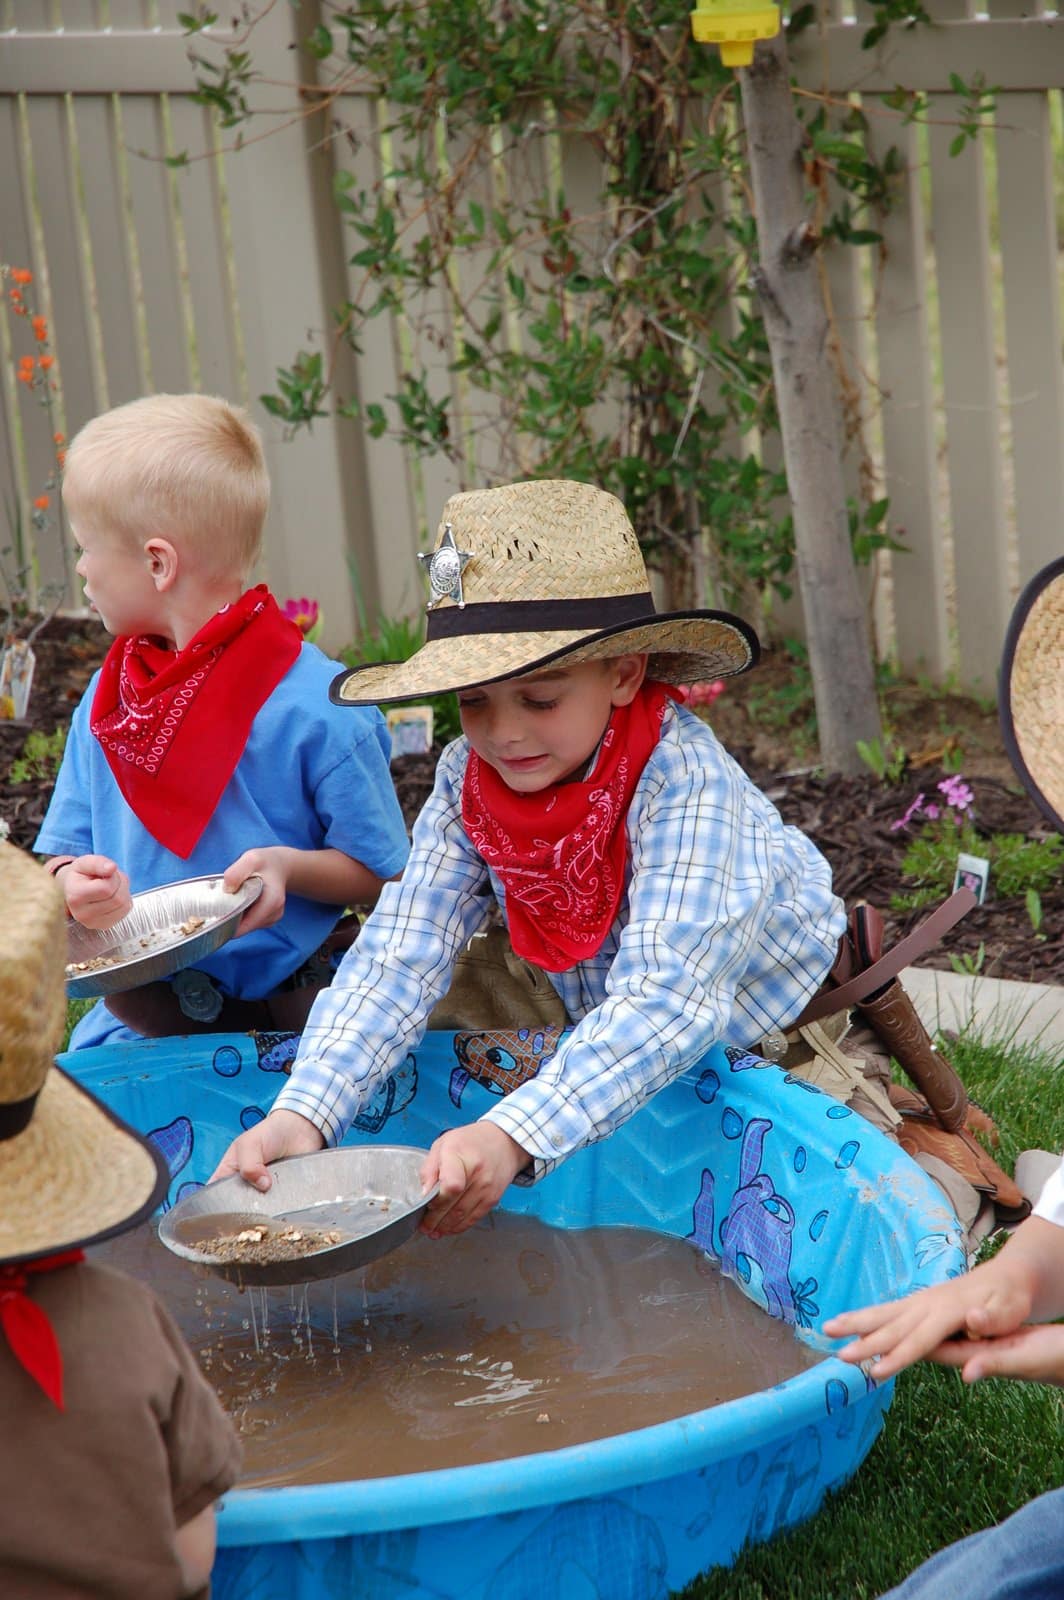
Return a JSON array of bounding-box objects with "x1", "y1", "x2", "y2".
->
[
  {"x1": 90, "y1": 585, "x2": 302, "y2": 859},
  {"x1": 0, "y1": 1250, "x2": 84, "y2": 1409},
  {"x1": 461, "y1": 681, "x2": 675, "y2": 972}
]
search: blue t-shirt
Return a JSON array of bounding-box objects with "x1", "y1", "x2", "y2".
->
[{"x1": 37, "y1": 642, "x2": 410, "y2": 1049}]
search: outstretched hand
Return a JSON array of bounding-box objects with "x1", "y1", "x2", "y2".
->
[
  {"x1": 418, "y1": 1123, "x2": 531, "y2": 1238},
  {"x1": 209, "y1": 1109, "x2": 325, "y2": 1192},
  {"x1": 823, "y1": 1254, "x2": 1039, "y2": 1382},
  {"x1": 62, "y1": 854, "x2": 132, "y2": 929}
]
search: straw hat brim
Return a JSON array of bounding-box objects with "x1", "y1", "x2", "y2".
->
[
  {"x1": 998, "y1": 555, "x2": 1064, "y2": 836},
  {"x1": 333, "y1": 609, "x2": 759, "y2": 706},
  {"x1": 0, "y1": 1068, "x2": 169, "y2": 1266}
]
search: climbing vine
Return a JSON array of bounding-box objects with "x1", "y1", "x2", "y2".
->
[{"x1": 176, "y1": 1, "x2": 996, "y2": 625}]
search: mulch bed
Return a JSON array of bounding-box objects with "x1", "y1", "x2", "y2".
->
[{"x1": 6, "y1": 615, "x2": 1060, "y2": 985}]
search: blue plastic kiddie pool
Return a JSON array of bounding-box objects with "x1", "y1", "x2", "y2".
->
[{"x1": 68, "y1": 1029, "x2": 965, "y2": 1600}]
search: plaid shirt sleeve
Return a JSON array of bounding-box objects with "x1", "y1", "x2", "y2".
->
[
  {"x1": 272, "y1": 740, "x2": 490, "y2": 1143},
  {"x1": 482, "y1": 722, "x2": 843, "y2": 1178}
]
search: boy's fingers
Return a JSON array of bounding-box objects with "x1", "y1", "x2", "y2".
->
[
  {"x1": 928, "y1": 1335, "x2": 987, "y2": 1372},
  {"x1": 965, "y1": 1290, "x2": 1027, "y2": 1340},
  {"x1": 958, "y1": 1327, "x2": 1064, "y2": 1386},
  {"x1": 208, "y1": 1133, "x2": 273, "y2": 1189},
  {"x1": 418, "y1": 1149, "x2": 441, "y2": 1195},
  {"x1": 73, "y1": 853, "x2": 120, "y2": 877},
  {"x1": 829, "y1": 1309, "x2": 949, "y2": 1378},
  {"x1": 928, "y1": 1330, "x2": 1039, "y2": 1384},
  {"x1": 223, "y1": 861, "x2": 251, "y2": 893},
  {"x1": 823, "y1": 1301, "x2": 899, "y2": 1337},
  {"x1": 420, "y1": 1147, "x2": 470, "y2": 1234}
]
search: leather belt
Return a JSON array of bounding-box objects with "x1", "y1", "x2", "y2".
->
[{"x1": 791, "y1": 886, "x2": 977, "y2": 1029}]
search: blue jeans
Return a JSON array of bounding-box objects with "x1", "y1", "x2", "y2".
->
[{"x1": 880, "y1": 1487, "x2": 1064, "y2": 1599}]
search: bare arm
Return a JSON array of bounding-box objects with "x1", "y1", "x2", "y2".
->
[{"x1": 175, "y1": 1504, "x2": 217, "y2": 1597}]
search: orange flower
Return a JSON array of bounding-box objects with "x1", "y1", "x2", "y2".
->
[
  {"x1": 57, "y1": 451, "x2": 66, "y2": 467},
  {"x1": 9, "y1": 289, "x2": 22, "y2": 304},
  {"x1": 9, "y1": 268, "x2": 33, "y2": 285},
  {"x1": 17, "y1": 354, "x2": 34, "y2": 370},
  {"x1": 53, "y1": 431, "x2": 65, "y2": 445},
  {"x1": 33, "y1": 495, "x2": 49, "y2": 511},
  {"x1": 38, "y1": 355, "x2": 54, "y2": 371},
  {"x1": 31, "y1": 316, "x2": 47, "y2": 342},
  {"x1": 16, "y1": 369, "x2": 34, "y2": 387}
]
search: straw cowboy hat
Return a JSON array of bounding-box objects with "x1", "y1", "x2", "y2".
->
[
  {"x1": 333, "y1": 479, "x2": 760, "y2": 705},
  {"x1": 999, "y1": 555, "x2": 1064, "y2": 836},
  {"x1": 0, "y1": 844, "x2": 168, "y2": 1266}
]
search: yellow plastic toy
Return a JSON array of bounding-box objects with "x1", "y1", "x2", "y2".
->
[{"x1": 690, "y1": 0, "x2": 781, "y2": 69}]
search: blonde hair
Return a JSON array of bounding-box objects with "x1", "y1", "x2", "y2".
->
[{"x1": 63, "y1": 393, "x2": 270, "y2": 579}]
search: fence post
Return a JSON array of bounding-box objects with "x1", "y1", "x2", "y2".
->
[{"x1": 218, "y1": 4, "x2": 381, "y2": 655}]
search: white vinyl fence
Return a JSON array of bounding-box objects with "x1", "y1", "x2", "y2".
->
[{"x1": 1, "y1": 0, "x2": 1061, "y2": 692}]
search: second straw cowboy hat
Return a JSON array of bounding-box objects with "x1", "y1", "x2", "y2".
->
[
  {"x1": 332, "y1": 479, "x2": 760, "y2": 705},
  {"x1": 0, "y1": 843, "x2": 167, "y2": 1266},
  {"x1": 999, "y1": 553, "x2": 1064, "y2": 836}
]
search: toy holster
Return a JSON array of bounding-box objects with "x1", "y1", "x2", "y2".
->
[
  {"x1": 791, "y1": 892, "x2": 976, "y2": 1133},
  {"x1": 788, "y1": 891, "x2": 1031, "y2": 1232}
]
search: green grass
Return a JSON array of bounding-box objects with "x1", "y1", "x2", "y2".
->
[
  {"x1": 678, "y1": 1365, "x2": 1060, "y2": 1599},
  {"x1": 677, "y1": 1026, "x2": 1064, "y2": 1599},
  {"x1": 62, "y1": 996, "x2": 96, "y2": 1050}
]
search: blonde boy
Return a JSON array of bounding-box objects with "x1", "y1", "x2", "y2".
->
[
  {"x1": 215, "y1": 479, "x2": 845, "y2": 1232},
  {"x1": 37, "y1": 394, "x2": 408, "y2": 1046}
]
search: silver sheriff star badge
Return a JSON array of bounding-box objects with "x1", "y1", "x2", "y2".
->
[{"x1": 417, "y1": 523, "x2": 472, "y2": 609}]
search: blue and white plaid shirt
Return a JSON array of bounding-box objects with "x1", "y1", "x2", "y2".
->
[{"x1": 275, "y1": 702, "x2": 845, "y2": 1179}]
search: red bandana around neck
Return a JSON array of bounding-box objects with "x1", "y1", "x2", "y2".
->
[
  {"x1": 90, "y1": 586, "x2": 302, "y2": 859},
  {"x1": 461, "y1": 680, "x2": 676, "y2": 972},
  {"x1": 0, "y1": 1249, "x2": 85, "y2": 1409}
]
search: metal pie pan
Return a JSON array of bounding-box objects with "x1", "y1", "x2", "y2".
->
[
  {"x1": 65, "y1": 873, "x2": 263, "y2": 999},
  {"x1": 158, "y1": 1145, "x2": 438, "y2": 1286}
]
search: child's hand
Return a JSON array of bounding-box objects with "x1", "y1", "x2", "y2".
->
[
  {"x1": 931, "y1": 1321, "x2": 1064, "y2": 1387},
  {"x1": 823, "y1": 1257, "x2": 1038, "y2": 1381},
  {"x1": 222, "y1": 847, "x2": 290, "y2": 934},
  {"x1": 419, "y1": 1123, "x2": 531, "y2": 1238},
  {"x1": 62, "y1": 854, "x2": 133, "y2": 929},
  {"x1": 209, "y1": 1108, "x2": 325, "y2": 1191}
]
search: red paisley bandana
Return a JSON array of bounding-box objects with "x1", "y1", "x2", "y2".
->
[
  {"x1": 90, "y1": 586, "x2": 302, "y2": 859},
  {"x1": 0, "y1": 1250, "x2": 85, "y2": 1409},
  {"x1": 462, "y1": 681, "x2": 675, "y2": 972}
]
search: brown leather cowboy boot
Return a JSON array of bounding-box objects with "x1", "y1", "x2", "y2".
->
[{"x1": 856, "y1": 979, "x2": 969, "y2": 1133}]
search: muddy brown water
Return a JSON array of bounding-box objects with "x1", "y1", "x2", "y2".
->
[{"x1": 95, "y1": 1212, "x2": 822, "y2": 1489}]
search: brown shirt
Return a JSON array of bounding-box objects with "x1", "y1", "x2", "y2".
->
[{"x1": 0, "y1": 1260, "x2": 241, "y2": 1598}]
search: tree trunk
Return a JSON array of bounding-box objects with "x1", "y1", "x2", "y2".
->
[{"x1": 739, "y1": 35, "x2": 882, "y2": 774}]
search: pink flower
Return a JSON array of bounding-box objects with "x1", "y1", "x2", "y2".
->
[
  {"x1": 937, "y1": 776, "x2": 974, "y2": 814},
  {"x1": 281, "y1": 596, "x2": 321, "y2": 642},
  {"x1": 891, "y1": 793, "x2": 926, "y2": 832}
]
